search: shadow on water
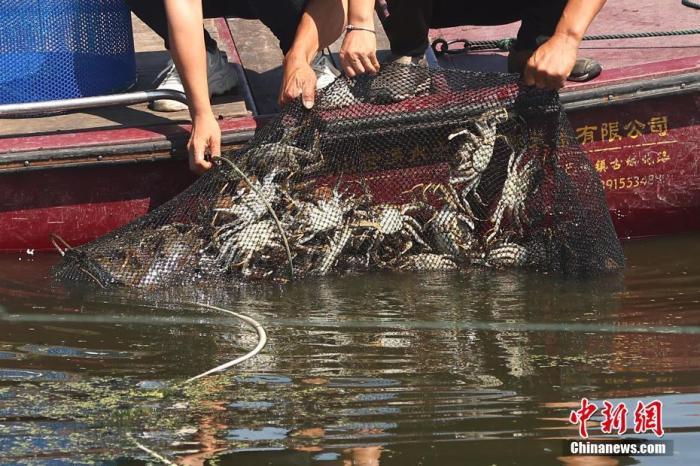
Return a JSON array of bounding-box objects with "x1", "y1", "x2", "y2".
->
[{"x1": 0, "y1": 234, "x2": 699, "y2": 465}]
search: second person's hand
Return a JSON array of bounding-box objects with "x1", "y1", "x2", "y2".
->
[
  {"x1": 339, "y1": 28, "x2": 379, "y2": 78},
  {"x1": 188, "y1": 112, "x2": 221, "y2": 174},
  {"x1": 280, "y1": 55, "x2": 318, "y2": 109}
]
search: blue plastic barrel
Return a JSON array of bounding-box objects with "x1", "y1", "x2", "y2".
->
[{"x1": 0, "y1": 0, "x2": 136, "y2": 104}]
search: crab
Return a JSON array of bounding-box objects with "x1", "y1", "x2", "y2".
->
[
  {"x1": 350, "y1": 203, "x2": 431, "y2": 269},
  {"x1": 486, "y1": 147, "x2": 539, "y2": 244},
  {"x1": 243, "y1": 128, "x2": 323, "y2": 178},
  {"x1": 481, "y1": 241, "x2": 529, "y2": 268},
  {"x1": 426, "y1": 205, "x2": 478, "y2": 259},
  {"x1": 316, "y1": 225, "x2": 353, "y2": 275},
  {"x1": 213, "y1": 169, "x2": 282, "y2": 231},
  {"x1": 399, "y1": 253, "x2": 459, "y2": 272},
  {"x1": 212, "y1": 219, "x2": 280, "y2": 273},
  {"x1": 411, "y1": 182, "x2": 477, "y2": 228},
  {"x1": 296, "y1": 184, "x2": 355, "y2": 245},
  {"x1": 447, "y1": 107, "x2": 511, "y2": 200}
]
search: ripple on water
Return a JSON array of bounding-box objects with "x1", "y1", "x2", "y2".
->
[
  {"x1": 0, "y1": 368, "x2": 73, "y2": 382},
  {"x1": 229, "y1": 400, "x2": 275, "y2": 410},
  {"x1": 227, "y1": 427, "x2": 289, "y2": 441},
  {"x1": 0, "y1": 351, "x2": 23, "y2": 360},
  {"x1": 327, "y1": 377, "x2": 401, "y2": 388},
  {"x1": 17, "y1": 344, "x2": 136, "y2": 359},
  {"x1": 232, "y1": 374, "x2": 293, "y2": 385}
]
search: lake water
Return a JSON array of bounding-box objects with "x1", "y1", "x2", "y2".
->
[{"x1": 0, "y1": 234, "x2": 699, "y2": 465}]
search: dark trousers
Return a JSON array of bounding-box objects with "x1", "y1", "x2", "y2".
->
[
  {"x1": 125, "y1": 0, "x2": 307, "y2": 54},
  {"x1": 383, "y1": 0, "x2": 568, "y2": 56}
]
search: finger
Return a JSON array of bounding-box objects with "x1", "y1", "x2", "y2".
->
[
  {"x1": 301, "y1": 77, "x2": 316, "y2": 109},
  {"x1": 523, "y1": 63, "x2": 536, "y2": 86},
  {"x1": 344, "y1": 65, "x2": 357, "y2": 78},
  {"x1": 210, "y1": 133, "x2": 221, "y2": 159},
  {"x1": 189, "y1": 140, "x2": 209, "y2": 174},
  {"x1": 546, "y1": 72, "x2": 563, "y2": 90},
  {"x1": 359, "y1": 54, "x2": 378, "y2": 75},
  {"x1": 351, "y1": 57, "x2": 366, "y2": 75},
  {"x1": 281, "y1": 82, "x2": 301, "y2": 106},
  {"x1": 369, "y1": 52, "x2": 381, "y2": 72},
  {"x1": 533, "y1": 70, "x2": 546, "y2": 89}
]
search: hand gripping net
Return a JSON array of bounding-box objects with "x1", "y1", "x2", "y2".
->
[{"x1": 53, "y1": 64, "x2": 624, "y2": 288}]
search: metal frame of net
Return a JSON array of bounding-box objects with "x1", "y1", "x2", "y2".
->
[{"x1": 53, "y1": 64, "x2": 624, "y2": 288}]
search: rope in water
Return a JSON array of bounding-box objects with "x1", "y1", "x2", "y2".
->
[
  {"x1": 432, "y1": 28, "x2": 700, "y2": 55},
  {"x1": 127, "y1": 433, "x2": 178, "y2": 466},
  {"x1": 181, "y1": 302, "x2": 268, "y2": 384}
]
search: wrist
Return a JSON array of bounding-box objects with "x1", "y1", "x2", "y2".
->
[
  {"x1": 347, "y1": 15, "x2": 374, "y2": 29},
  {"x1": 285, "y1": 48, "x2": 316, "y2": 66},
  {"x1": 191, "y1": 107, "x2": 215, "y2": 121},
  {"x1": 552, "y1": 30, "x2": 582, "y2": 47}
]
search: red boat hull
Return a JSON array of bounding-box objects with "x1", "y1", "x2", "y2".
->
[{"x1": 1, "y1": 91, "x2": 699, "y2": 252}]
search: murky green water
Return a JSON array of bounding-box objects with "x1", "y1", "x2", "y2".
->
[{"x1": 1, "y1": 234, "x2": 699, "y2": 465}]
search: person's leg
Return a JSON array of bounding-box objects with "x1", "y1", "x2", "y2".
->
[
  {"x1": 509, "y1": 0, "x2": 601, "y2": 81},
  {"x1": 204, "y1": 0, "x2": 307, "y2": 54},
  {"x1": 383, "y1": 0, "x2": 434, "y2": 57},
  {"x1": 515, "y1": 0, "x2": 567, "y2": 51},
  {"x1": 125, "y1": 0, "x2": 218, "y2": 52}
]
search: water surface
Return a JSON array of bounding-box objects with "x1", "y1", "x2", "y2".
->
[{"x1": 0, "y1": 234, "x2": 699, "y2": 465}]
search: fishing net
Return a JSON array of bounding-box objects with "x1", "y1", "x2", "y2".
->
[{"x1": 53, "y1": 64, "x2": 624, "y2": 288}]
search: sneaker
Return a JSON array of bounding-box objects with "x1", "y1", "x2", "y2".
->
[
  {"x1": 507, "y1": 48, "x2": 602, "y2": 83},
  {"x1": 312, "y1": 53, "x2": 340, "y2": 89},
  {"x1": 151, "y1": 49, "x2": 238, "y2": 112},
  {"x1": 566, "y1": 57, "x2": 602, "y2": 82},
  {"x1": 368, "y1": 53, "x2": 430, "y2": 103}
]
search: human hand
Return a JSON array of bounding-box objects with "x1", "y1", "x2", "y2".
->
[
  {"x1": 187, "y1": 112, "x2": 221, "y2": 174},
  {"x1": 280, "y1": 56, "x2": 318, "y2": 109},
  {"x1": 523, "y1": 33, "x2": 580, "y2": 90},
  {"x1": 339, "y1": 28, "x2": 379, "y2": 78}
]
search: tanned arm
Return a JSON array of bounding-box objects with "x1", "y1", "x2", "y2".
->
[
  {"x1": 164, "y1": 0, "x2": 219, "y2": 173},
  {"x1": 339, "y1": 0, "x2": 379, "y2": 77},
  {"x1": 280, "y1": 0, "x2": 347, "y2": 108},
  {"x1": 524, "y1": 0, "x2": 607, "y2": 89}
]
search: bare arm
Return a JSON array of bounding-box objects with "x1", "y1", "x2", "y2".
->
[
  {"x1": 339, "y1": 0, "x2": 378, "y2": 77},
  {"x1": 280, "y1": 0, "x2": 347, "y2": 108},
  {"x1": 524, "y1": 0, "x2": 607, "y2": 89},
  {"x1": 164, "y1": 0, "x2": 220, "y2": 173}
]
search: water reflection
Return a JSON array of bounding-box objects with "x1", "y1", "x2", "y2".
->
[{"x1": 0, "y1": 235, "x2": 698, "y2": 464}]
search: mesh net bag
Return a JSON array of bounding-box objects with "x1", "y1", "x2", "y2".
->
[{"x1": 53, "y1": 64, "x2": 624, "y2": 289}]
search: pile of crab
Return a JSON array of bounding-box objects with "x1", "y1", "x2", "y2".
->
[
  {"x1": 65, "y1": 105, "x2": 544, "y2": 288},
  {"x1": 199, "y1": 106, "x2": 542, "y2": 283}
]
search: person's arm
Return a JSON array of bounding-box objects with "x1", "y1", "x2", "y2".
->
[
  {"x1": 280, "y1": 0, "x2": 347, "y2": 108},
  {"x1": 339, "y1": 0, "x2": 379, "y2": 77},
  {"x1": 164, "y1": 0, "x2": 220, "y2": 173},
  {"x1": 524, "y1": 0, "x2": 607, "y2": 89}
]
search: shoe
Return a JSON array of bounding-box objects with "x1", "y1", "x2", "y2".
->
[
  {"x1": 369, "y1": 53, "x2": 430, "y2": 103},
  {"x1": 312, "y1": 53, "x2": 340, "y2": 89},
  {"x1": 567, "y1": 57, "x2": 602, "y2": 82},
  {"x1": 507, "y1": 48, "x2": 602, "y2": 83},
  {"x1": 151, "y1": 49, "x2": 238, "y2": 112}
]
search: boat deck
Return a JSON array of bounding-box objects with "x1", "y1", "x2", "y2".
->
[
  {"x1": 431, "y1": 0, "x2": 700, "y2": 78},
  {"x1": 0, "y1": 1, "x2": 697, "y2": 162}
]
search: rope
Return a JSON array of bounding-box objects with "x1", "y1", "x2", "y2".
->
[
  {"x1": 127, "y1": 433, "x2": 178, "y2": 466},
  {"x1": 181, "y1": 302, "x2": 268, "y2": 384},
  {"x1": 432, "y1": 28, "x2": 700, "y2": 56},
  {"x1": 214, "y1": 156, "x2": 295, "y2": 280}
]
